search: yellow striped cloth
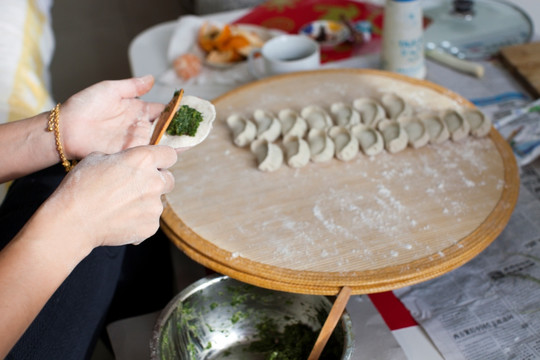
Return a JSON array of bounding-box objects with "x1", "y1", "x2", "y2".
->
[{"x1": 0, "y1": 0, "x2": 55, "y2": 200}]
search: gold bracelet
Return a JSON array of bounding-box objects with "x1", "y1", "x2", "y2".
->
[{"x1": 47, "y1": 103, "x2": 77, "y2": 172}]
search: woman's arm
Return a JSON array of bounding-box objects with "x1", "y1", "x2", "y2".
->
[
  {"x1": 0, "y1": 112, "x2": 59, "y2": 182},
  {"x1": 0, "y1": 75, "x2": 164, "y2": 183},
  {"x1": 0, "y1": 145, "x2": 177, "y2": 358}
]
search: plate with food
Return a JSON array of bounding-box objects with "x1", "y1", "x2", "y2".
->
[{"x1": 161, "y1": 16, "x2": 284, "y2": 86}]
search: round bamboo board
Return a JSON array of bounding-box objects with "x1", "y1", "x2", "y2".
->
[{"x1": 161, "y1": 69, "x2": 519, "y2": 295}]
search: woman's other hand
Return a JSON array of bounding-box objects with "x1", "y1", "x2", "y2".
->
[
  {"x1": 37, "y1": 145, "x2": 178, "y2": 253},
  {"x1": 0, "y1": 145, "x2": 176, "y2": 358}
]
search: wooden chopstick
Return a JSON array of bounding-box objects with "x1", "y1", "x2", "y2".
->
[
  {"x1": 149, "y1": 89, "x2": 184, "y2": 145},
  {"x1": 308, "y1": 286, "x2": 352, "y2": 360}
]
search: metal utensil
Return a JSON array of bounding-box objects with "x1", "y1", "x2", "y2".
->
[{"x1": 151, "y1": 275, "x2": 355, "y2": 360}]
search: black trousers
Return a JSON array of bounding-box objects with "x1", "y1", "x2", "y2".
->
[{"x1": 0, "y1": 165, "x2": 174, "y2": 359}]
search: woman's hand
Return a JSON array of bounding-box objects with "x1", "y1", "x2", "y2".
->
[
  {"x1": 38, "y1": 145, "x2": 178, "y2": 252},
  {"x1": 60, "y1": 75, "x2": 164, "y2": 159}
]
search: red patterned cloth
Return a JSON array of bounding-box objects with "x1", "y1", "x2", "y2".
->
[{"x1": 233, "y1": 0, "x2": 384, "y2": 63}]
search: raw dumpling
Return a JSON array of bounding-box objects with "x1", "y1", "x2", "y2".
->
[
  {"x1": 330, "y1": 102, "x2": 360, "y2": 128},
  {"x1": 350, "y1": 123, "x2": 384, "y2": 156},
  {"x1": 226, "y1": 114, "x2": 256, "y2": 147},
  {"x1": 381, "y1": 93, "x2": 412, "y2": 121},
  {"x1": 278, "y1": 108, "x2": 308, "y2": 140},
  {"x1": 156, "y1": 95, "x2": 216, "y2": 148},
  {"x1": 398, "y1": 116, "x2": 430, "y2": 149},
  {"x1": 442, "y1": 109, "x2": 470, "y2": 141},
  {"x1": 283, "y1": 136, "x2": 310, "y2": 168},
  {"x1": 463, "y1": 108, "x2": 491, "y2": 137},
  {"x1": 378, "y1": 119, "x2": 408, "y2": 153},
  {"x1": 352, "y1": 97, "x2": 386, "y2": 127},
  {"x1": 328, "y1": 126, "x2": 359, "y2": 161},
  {"x1": 251, "y1": 138, "x2": 283, "y2": 172},
  {"x1": 301, "y1": 105, "x2": 333, "y2": 130},
  {"x1": 307, "y1": 128, "x2": 335, "y2": 163},
  {"x1": 418, "y1": 113, "x2": 450, "y2": 144},
  {"x1": 253, "y1": 109, "x2": 281, "y2": 142}
]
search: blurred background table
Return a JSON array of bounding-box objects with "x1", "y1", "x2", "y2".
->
[{"x1": 129, "y1": 0, "x2": 540, "y2": 102}]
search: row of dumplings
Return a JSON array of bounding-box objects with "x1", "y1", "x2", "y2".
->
[{"x1": 226, "y1": 93, "x2": 492, "y2": 172}]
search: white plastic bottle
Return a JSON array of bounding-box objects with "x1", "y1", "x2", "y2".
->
[{"x1": 381, "y1": 0, "x2": 426, "y2": 79}]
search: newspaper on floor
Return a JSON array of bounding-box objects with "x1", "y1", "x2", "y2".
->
[
  {"x1": 392, "y1": 59, "x2": 540, "y2": 358},
  {"x1": 493, "y1": 99, "x2": 540, "y2": 167},
  {"x1": 395, "y1": 163, "x2": 540, "y2": 360}
]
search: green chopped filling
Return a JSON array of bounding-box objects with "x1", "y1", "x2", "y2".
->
[
  {"x1": 166, "y1": 105, "x2": 203, "y2": 137},
  {"x1": 248, "y1": 316, "x2": 343, "y2": 360},
  {"x1": 231, "y1": 310, "x2": 248, "y2": 324}
]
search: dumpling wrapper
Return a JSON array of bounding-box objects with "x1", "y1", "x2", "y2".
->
[
  {"x1": 307, "y1": 128, "x2": 335, "y2": 163},
  {"x1": 251, "y1": 138, "x2": 283, "y2": 172},
  {"x1": 156, "y1": 95, "x2": 216, "y2": 148},
  {"x1": 442, "y1": 109, "x2": 470, "y2": 142},
  {"x1": 464, "y1": 108, "x2": 491, "y2": 138},
  {"x1": 283, "y1": 136, "x2": 310, "y2": 168},
  {"x1": 398, "y1": 116, "x2": 429, "y2": 149},
  {"x1": 378, "y1": 119, "x2": 408, "y2": 153},
  {"x1": 351, "y1": 123, "x2": 384, "y2": 156},
  {"x1": 328, "y1": 126, "x2": 359, "y2": 161},
  {"x1": 226, "y1": 114, "x2": 256, "y2": 147}
]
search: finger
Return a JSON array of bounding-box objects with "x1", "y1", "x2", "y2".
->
[
  {"x1": 126, "y1": 100, "x2": 164, "y2": 124},
  {"x1": 129, "y1": 100, "x2": 164, "y2": 122},
  {"x1": 160, "y1": 169, "x2": 175, "y2": 194},
  {"x1": 126, "y1": 123, "x2": 153, "y2": 148},
  {"x1": 145, "y1": 102, "x2": 165, "y2": 121},
  {"x1": 121, "y1": 145, "x2": 177, "y2": 170},
  {"x1": 113, "y1": 75, "x2": 155, "y2": 99}
]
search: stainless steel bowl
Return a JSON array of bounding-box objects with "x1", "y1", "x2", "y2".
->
[{"x1": 150, "y1": 275, "x2": 354, "y2": 359}]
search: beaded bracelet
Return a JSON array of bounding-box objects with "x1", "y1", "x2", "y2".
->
[{"x1": 47, "y1": 103, "x2": 77, "y2": 172}]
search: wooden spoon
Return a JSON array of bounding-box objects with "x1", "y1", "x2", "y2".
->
[
  {"x1": 308, "y1": 286, "x2": 352, "y2": 360},
  {"x1": 149, "y1": 89, "x2": 184, "y2": 145}
]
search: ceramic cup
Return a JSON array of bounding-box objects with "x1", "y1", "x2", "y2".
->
[{"x1": 248, "y1": 34, "x2": 320, "y2": 78}]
